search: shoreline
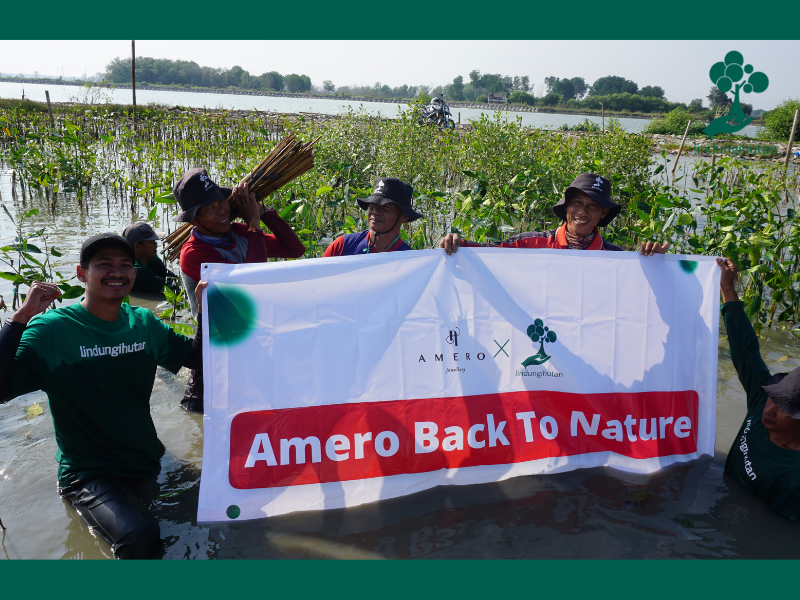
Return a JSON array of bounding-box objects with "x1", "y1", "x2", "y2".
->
[{"x1": 1, "y1": 76, "x2": 724, "y2": 122}]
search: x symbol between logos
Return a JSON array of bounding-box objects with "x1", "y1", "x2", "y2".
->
[{"x1": 494, "y1": 339, "x2": 509, "y2": 358}]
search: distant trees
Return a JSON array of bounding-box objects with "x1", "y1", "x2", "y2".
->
[
  {"x1": 451, "y1": 75, "x2": 464, "y2": 101},
  {"x1": 285, "y1": 74, "x2": 312, "y2": 93},
  {"x1": 103, "y1": 56, "x2": 309, "y2": 93},
  {"x1": 589, "y1": 75, "x2": 638, "y2": 96},
  {"x1": 545, "y1": 76, "x2": 587, "y2": 100},
  {"x1": 322, "y1": 80, "x2": 335, "y2": 92},
  {"x1": 639, "y1": 85, "x2": 665, "y2": 99},
  {"x1": 708, "y1": 85, "x2": 731, "y2": 108},
  {"x1": 688, "y1": 98, "x2": 704, "y2": 112}
]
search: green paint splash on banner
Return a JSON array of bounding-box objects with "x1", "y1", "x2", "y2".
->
[
  {"x1": 679, "y1": 260, "x2": 699, "y2": 273},
  {"x1": 208, "y1": 284, "x2": 256, "y2": 347},
  {"x1": 226, "y1": 505, "x2": 241, "y2": 519}
]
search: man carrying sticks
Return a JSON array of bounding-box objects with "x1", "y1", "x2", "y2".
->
[
  {"x1": 0, "y1": 234, "x2": 208, "y2": 558},
  {"x1": 323, "y1": 177, "x2": 423, "y2": 256},
  {"x1": 174, "y1": 168, "x2": 305, "y2": 412}
]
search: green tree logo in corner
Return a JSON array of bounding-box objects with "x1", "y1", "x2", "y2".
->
[
  {"x1": 522, "y1": 319, "x2": 557, "y2": 367},
  {"x1": 703, "y1": 51, "x2": 769, "y2": 140}
]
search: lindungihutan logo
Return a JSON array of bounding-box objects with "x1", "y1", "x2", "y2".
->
[
  {"x1": 703, "y1": 51, "x2": 769, "y2": 141},
  {"x1": 523, "y1": 319, "x2": 557, "y2": 367}
]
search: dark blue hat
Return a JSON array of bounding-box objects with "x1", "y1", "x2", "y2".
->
[
  {"x1": 357, "y1": 177, "x2": 423, "y2": 222},
  {"x1": 552, "y1": 173, "x2": 621, "y2": 227}
]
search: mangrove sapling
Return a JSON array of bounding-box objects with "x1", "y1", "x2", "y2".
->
[{"x1": 0, "y1": 207, "x2": 83, "y2": 311}]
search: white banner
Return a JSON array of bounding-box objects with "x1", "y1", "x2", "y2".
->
[{"x1": 197, "y1": 249, "x2": 719, "y2": 522}]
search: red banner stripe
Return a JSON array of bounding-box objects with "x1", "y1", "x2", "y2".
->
[{"x1": 229, "y1": 390, "x2": 699, "y2": 489}]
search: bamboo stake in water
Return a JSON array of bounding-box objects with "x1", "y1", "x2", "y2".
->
[
  {"x1": 784, "y1": 109, "x2": 799, "y2": 171},
  {"x1": 672, "y1": 120, "x2": 692, "y2": 175},
  {"x1": 131, "y1": 41, "x2": 137, "y2": 129},
  {"x1": 45, "y1": 91, "x2": 54, "y2": 127}
]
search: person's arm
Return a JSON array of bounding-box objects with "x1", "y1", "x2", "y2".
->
[
  {"x1": 261, "y1": 208, "x2": 306, "y2": 259},
  {"x1": 322, "y1": 236, "x2": 345, "y2": 257},
  {"x1": 439, "y1": 231, "x2": 538, "y2": 254},
  {"x1": 717, "y1": 257, "x2": 771, "y2": 408},
  {"x1": 181, "y1": 281, "x2": 207, "y2": 371},
  {"x1": 0, "y1": 282, "x2": 61, "y2": 403}
]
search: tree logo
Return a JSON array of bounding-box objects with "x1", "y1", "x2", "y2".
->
[
  {"x1": 703, "y1": 51, "x2": 768, "y2": 140},
  {"x1": 522, "y1": 319, "x2": 557, "y2": 367}
]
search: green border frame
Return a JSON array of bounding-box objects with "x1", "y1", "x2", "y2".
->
[
  {"x1": 3, "y1": 1, "x2": 800, "y2": 39},
  {"x1": 2, "y1": 0, "x2": 799, "y2": 591}
]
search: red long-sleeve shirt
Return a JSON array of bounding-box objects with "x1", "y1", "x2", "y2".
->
[{"x1": 179, "y1": 210, "x2": 305, "y2": 282}]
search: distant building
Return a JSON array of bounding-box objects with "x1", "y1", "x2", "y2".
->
[{"x1": 488, "y1": 93, "x2": 507, "y2": 104}]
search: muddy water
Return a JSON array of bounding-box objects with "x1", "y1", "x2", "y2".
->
[{"x1": 2, "y1": 169, "x2": 800, "y2": 560}]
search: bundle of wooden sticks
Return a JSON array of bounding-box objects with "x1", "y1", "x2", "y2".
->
[{"x1": 163, "y1": 134, "x2": 319, "y2": 261}]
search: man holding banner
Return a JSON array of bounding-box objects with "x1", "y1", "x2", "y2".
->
[
  {"x1": 718, "y1": 257, "x2": 800, "y2": 521},
  {"x1": 438, "y1": 173, "x2": 669, "y2": 256},
  {"x1": 323, "y1": 177, "x2": 422, "y2": 256}
]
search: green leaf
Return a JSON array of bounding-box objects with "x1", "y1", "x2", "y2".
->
[
  {"x1": 279, "y1": 204, "x2": 294, "y2": 220},
  {"x1": 168, "y1": 322, "x2": 196, "y2": 336},
  {"x1": 316, "y1": 186, "x2": 334, "y2": 195},
  {"x1": 0, "y1": 272, "x2": 25, "y2": 284},
  {"x1": 60, "y1": 285, "x2": 84, "y2": 299},
  {"x1": 653, "y1": 165, "x2": 665, "y2": 175},
  {"x1": 50, "y1": 247, "x2": 62, "y2": 257},
  {"x1": 148, "y1": 205, "x2": 158, "y2": 220},
  {"x1": 153, "y1": 192, "x2": 176, "y2": 204},
  {"x1": 677, "y1": 214, "x2": 693, "y2": 226},
  {"x1": 2, "y1": 204, "x2": 16, "y2": 224}
]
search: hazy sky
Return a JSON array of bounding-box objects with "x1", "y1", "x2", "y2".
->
[{"x1": 1, "y1": 40, "x2": 797, "y2": 109}]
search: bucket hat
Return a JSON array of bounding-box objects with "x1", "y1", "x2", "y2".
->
[
  {"x1": 762, "y1": 368, "x2": 800, "y2": 419},
  {"x1": 172, "y1": 168, "x2": 232, "y2": 223},
  {"x1": 123, "y1": 221, "x2": 166, "y2": 245},
  {"x1": 552, "y1": 173, "x2": 621, "y2": 227},
  {"x1": 357, "y1": 177, "x2": 423, "y2": 222}
]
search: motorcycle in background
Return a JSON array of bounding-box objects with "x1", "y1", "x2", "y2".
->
[{"x1": 418, "y1": 96, "x2": 456, "y2": 130}]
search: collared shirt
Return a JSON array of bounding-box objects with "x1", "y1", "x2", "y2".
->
[
  {"x1": 323, "y1": 230, "x2": 411, "y2": 257},
  {"x1": 461, "y1": 224, "x2": 623, "y2": 251}
]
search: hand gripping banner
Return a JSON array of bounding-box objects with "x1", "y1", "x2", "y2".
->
[{"x1": 197, "y1": 249, "x2": 719, "y2": 522}]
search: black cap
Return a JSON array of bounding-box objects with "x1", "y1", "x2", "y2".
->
[
  {"x1": 80, "y1": 233, "x2": 135, "y2": 264},
  {"x1": 762, "y1": 369, "x2": 800, "y2": 419},
  {"x1": 357, "y1": 177, "x2": 423, "y2": 222},
  {"x1": 172, "y1": 168, "x2": 232, "y2": 223},
  {"x1": 123, "y1": 221, "x2": 166, "y2": 245},
  {"x1": 552, "y1": 173, "x2": 621, "y2": 227}
]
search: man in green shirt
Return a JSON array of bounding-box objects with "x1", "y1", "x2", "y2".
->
[
  {"x1": 718, "y1": 257, "x2": 800, "y2": 521},
  {"x1": 122, "y1": 221, "x2": 179, "y2": 294},
  {"x1": 0, "y1": 233, "x2": 207, "y2": 558}
]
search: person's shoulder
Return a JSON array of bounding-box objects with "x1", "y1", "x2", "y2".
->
[
  {"x1": 230, "y1": 223, "x2": 250, "y2": 236},
  {"x1": 503, "y1": 230, "x2": 552, "y2": 245},
  {"x1": 601, "y1": 238, "x2": 625, "y2": 251}
]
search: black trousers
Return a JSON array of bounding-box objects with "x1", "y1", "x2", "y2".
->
[
  {"x1": 60, "y1": 469, "x2": 161, "y2": 559},
  {"x1": 182, "y1": 369, "x2": 204, "y2": 413}
]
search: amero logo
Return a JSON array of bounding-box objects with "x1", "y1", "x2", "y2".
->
[
  {"x1": 703, "y1": 51, "x2": 769, "y2": 140},
  {"x1": 523, "y1": 319, "x2": 557, "y2": 367}
]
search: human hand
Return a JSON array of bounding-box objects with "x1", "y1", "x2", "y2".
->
[
  {"x1": 716, "y1": 257, "x2": 739, "y2": 303},
  {"x1": 10, "y1": 281, "x2": 62, "y2": 324},
  {"x1": 439, "y1": 232, "x2": 463, "y2": 255},
  {"x1": 194, "y1": 281, "x2": 208, "y2": 316},
  {"x1": 639, "y1": 241, "x2": 670, "y2": 256},
  {"x1": 233, "y1": 182, "x2": 260, "y2": 230}
]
